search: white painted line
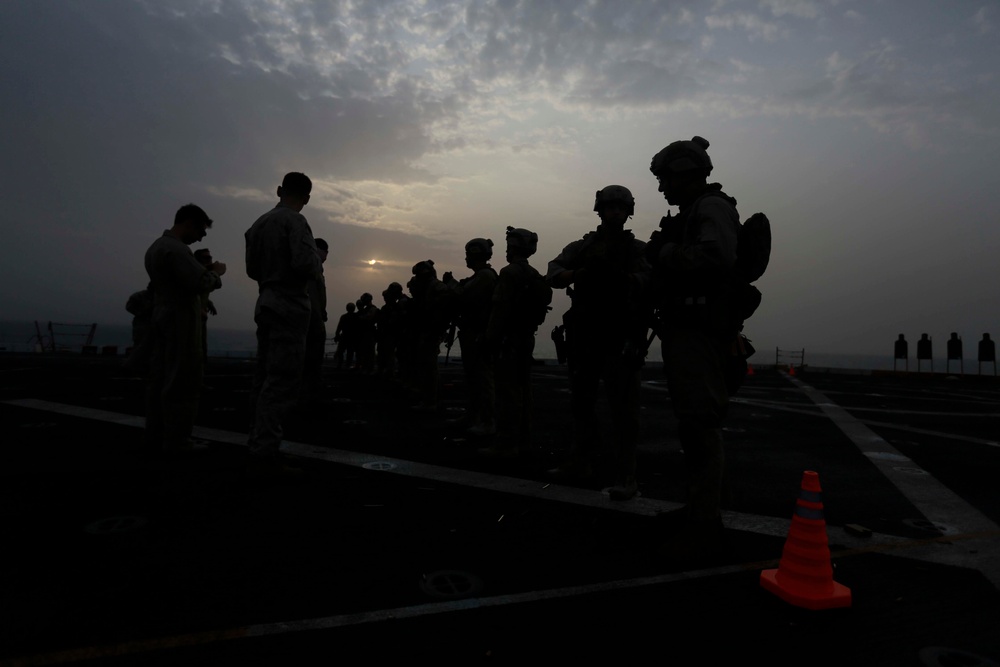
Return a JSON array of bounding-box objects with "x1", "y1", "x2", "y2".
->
[
  {"x1": 0, "y1": 561, "x2": 764, "y2": 666},
  {"x1": 784, "y1": 374, "x2": 1000, "y2": 588},
  {"x1": 0, "y1": 398, "x2": 950, "y2": 552},
  {"x1": 732, "y1": 397, "x2": 1000, "y2": 448}
]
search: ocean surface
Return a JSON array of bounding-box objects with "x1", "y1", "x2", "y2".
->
[{"x1": 0, "y1": 320, "x2": 987, "y2": 373}]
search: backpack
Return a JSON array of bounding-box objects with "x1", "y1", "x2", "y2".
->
[
  {"x1": 521, "y1": 269, "x2": 553, "y2": 328},
  {"x1": 734, "y1": 212, "x2": 771, "y2": 284},
  {"x1": 731, "y1": 211, "x2": 771, "y2": 324}
]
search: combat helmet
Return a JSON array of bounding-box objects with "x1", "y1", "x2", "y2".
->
[
  {"x1": 465, "y1": 238, "x2": 494, "y2": 258},
  {"x1": 593, "y1": 185, "x2": 635, "y2": 216},
  {"x1": 412, "y1": 259, "x2": 436, "y2": 276},
  {"x1": 505, "y1": 226, "x2": 538, "y2": 257},
  {"x1": 649, "y1": 136, "x2": 713, "y2": 177}
]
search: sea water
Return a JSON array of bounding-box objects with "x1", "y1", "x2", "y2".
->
[{"x1": 1, "y1": 320, "x2": 989, "y2": 372}]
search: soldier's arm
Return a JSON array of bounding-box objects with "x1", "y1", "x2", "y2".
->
[
  {"x1": 174, "y1": 247, "x2": 222, "y2": 295},
  {"x1": 546, "y1": 240, "x2": 582, "y2": 288},
  {"x1": 291, "y1": 217, "x2": 323, "y2": 280}
]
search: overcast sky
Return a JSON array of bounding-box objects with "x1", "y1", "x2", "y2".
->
[{"x1": 2, "y1": 0, "x2": 998, "y2": 358}]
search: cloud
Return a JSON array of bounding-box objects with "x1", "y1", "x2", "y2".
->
[
  {"x1": 758, "y1": 0, "x2": 821, "y2": 19},
  {"x1": 705, "y1": 11, "x2": 782, "y2": 42},
  {"x1": 973, "y1": 6, "x2": 993, "y2": 34}
]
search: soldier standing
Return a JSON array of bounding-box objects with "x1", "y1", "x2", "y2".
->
[
  {"x1": 406, "y1": 260, "x2": 456, "y2": 410},
  {"x1": 645, "y1": 136, "x2": 742, "y2": 561},
  {"x1": 444, "y1": 238, "x2": 499, "y2": 436},
  {"x1": 375, "y1": 282, "x2": 409, "y2": 379},
  {"x1": 144, "y1": 204, "x2": 225, "y2": 456},
  {"x1": 193, "y1": 248, "x2": 219, "y2": 364},
  {"x1": 546, "y1": 186, "x2": 650, "y2": 500},
  {"x1": 354, "y1": 293, "x2": 379, "y2": 374},
  {"x1": 245, "y1": 172, "x2": 322, "y2": 477},
  {"x1": 479, "y1": 227, "x2": 547, "y2": 459},
  {"x1": 332, "y1": 302, "x2": 358, "y2": 370},
  {"x1": 301, "y1": 238, "x2": 329, "y2": 404}
]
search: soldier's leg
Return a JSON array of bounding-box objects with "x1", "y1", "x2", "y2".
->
[
  {"x1": 301, "y1": 320, "x2": 325, "y2": 402},
  {"x1": 605, "y1": 360, "x2": 641, "y2": 499},
  {"x1": 547, "y1": 348, "x2": 601, "y2": 478},
  {"x1": 413, "y1": 338, "x2": 440, "y2": 408},
  {"x1": 249, "y1": 310, "x2": 307, "y2": 460},
  {"x1": 516, "y1": 335, "x2": 535, "y2": 445},
  {"x1": 465, "y1": 335, "x2": 496, "y2": 432},
  {"x1": 144, "y1": 328, "x2": 166, "y2": 453},
  {"x1": 161, "y1": 311, "x2": 204, "y2": 452},
  {"x1": 659, "y1": 328, "x2": 731, "y2": 558}
]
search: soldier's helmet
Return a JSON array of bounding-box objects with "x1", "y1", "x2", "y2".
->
[
  {"x1": 465, "y1": 238, "x2": 494, "y2": 259},
  {"x1": 412, "y1": 260, "x2": 436, "y2": 277},
  {"x1": 505, "y1": 226, "x2": 538, "y2": 257},
  {"x1": 360, "y1": 292, "x2": 373, "y2": 303},
  {"x1": 650, "y1": 136, "x2": 713, "y2": 177},
  {"x1": 386, "y1": 281, "x2": 403, "y2": 295},
  {"x1": 593, "y1": 185, "x2": 635, "y2": 216}
]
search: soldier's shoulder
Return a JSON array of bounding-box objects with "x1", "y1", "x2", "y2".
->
[
  {"x1": 499, "y1": 261, "x2": 529, "y2": 277},
  {"x1": 697, "y1": 188, "x2": 739, "y2": 213}
]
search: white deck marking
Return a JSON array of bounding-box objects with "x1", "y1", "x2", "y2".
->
[
  {"x1": 783, "y1": 374, "x2": 1000, "y2": 587},
  {"x1": 0, "y1": 398, "x2": 897, "y2": 544},
  {"x1": 730, "y1": 397, "x2": 1000, "y2": 448}
]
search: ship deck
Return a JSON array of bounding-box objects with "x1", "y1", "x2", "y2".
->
[{"x1": 1, "y1": 354, "x2": 999, "y2": 666}]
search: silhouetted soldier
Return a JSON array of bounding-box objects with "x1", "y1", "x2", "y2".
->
[
  {"x1": 144, "y1": 204, "x2": 226, "y2": 456},
  {"x1": 376, "y1": 282, "x2": 409, "y2": 379},
  {"x1": 124, "y1": 282, "x2": 154, "y2": 373},
  {"x1": 444, "y1": 238, "x2": 498, "y2": 436},
  {"x1": 245, "y1": 172, "x2": 322, "y2": 478},
  {"x1": 193, "y1": 248, "x2": 218, "y2": 364},
  {"x1": 917, "y1": 333, "x2": 933, "y2": 373},
  {"x1": 644, "y1": 136, "x2": 744, "y2": 562},
  {"x1": 946, "y1": 332, "x2": 963, "y2": 375},
  {"x1": 301, "y1": 238, "x2": 329, "y2": 403},
  {"x1": 551, "y1": 324, "x2": 567, "y2": 365},
  {"x1": 479, "y1": 227, "x2": 546, "y2": 458},
  {"x1": 355, "y1": 293, "x2": 379, "y2": 374},
  {"x1": 893, "y1": 334, "x2": 908, "y2": 372},
  {"x1": 547, "y1": 185, "x2": 650, "y2": 501},
  {"x1": 333, "y1": 302, "x2": 358, "y2": 370},
  {"x1": 978, "y1": 333, "x2": 995, "y2": 376},
  {"x1": 407, "y1": 260, "x2": 457, "y2": 410}
]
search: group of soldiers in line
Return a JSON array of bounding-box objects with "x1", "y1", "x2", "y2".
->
[
  {"x1": 318, "y1": 229, "x2": 548, "y2": 462},
  {"x1": 137, "y1": 134, "x2": 752, "y2": 562}
]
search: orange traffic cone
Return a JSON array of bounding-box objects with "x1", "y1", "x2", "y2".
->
[
  {"x1": 788, "y1": 364, "x2": 796, "y2": 376},
  {"x1": 746, "y1": 363, "x2": 754, "y2": 376},
  {"x1": 760, "y1": 471, "x2": 851, "y2": 610}
]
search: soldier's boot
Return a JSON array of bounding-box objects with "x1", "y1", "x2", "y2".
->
[
  {"x1": 467, "y1": 419, "x2": 496, "y2": 437},
  {"x1": 608, "y1": 476, "x2": 638, "y2": 501},
  {"x1": 477, "y1": 440, "x2": 519, "y2": 459},
  {"x1": 546, "y1": 454, "x2": 595, "y2": 485},
  {"x1": 608, "y1": 442, "x2": 638, "y2": 500}
]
